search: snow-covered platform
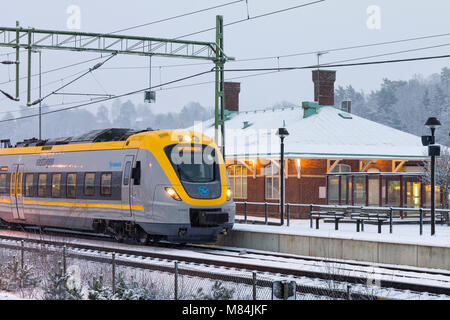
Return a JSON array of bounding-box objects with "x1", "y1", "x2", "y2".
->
[{"x1": 217, "y1": 217, "x2": 450, "y2": 269}]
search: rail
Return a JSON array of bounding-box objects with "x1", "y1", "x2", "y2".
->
[{"x1": 234, "y1": 201, "x2": 450, "y2": 235}]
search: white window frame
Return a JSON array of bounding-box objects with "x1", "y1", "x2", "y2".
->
[
  {"x1": 227, "y1": 165, "x2": 247, "y2": 199},
  {"x1": 264, "y1": 162, "x2": 280, "y2": 200}
]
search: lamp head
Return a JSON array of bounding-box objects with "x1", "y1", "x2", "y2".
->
[
  {"x1": 425, "y1": 117, "x2": 441, "y2": 129},
  {"x1": 276, "y1": 127, "x2": 290, "y2": 139}
]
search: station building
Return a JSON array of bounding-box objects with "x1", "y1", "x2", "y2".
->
[{"x1": 192, "y1": 71, "x2": 445, "y2": 218}]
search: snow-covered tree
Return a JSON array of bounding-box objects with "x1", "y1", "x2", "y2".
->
[{"x1": 421, "y1": 147, "x2": 450, "y2": 209}]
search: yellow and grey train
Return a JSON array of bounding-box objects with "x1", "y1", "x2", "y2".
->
[{"x1": 0, "y1": 128, "x2": 235, "y2": 243}]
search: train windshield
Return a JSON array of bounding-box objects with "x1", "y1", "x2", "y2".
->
[{"x1": 164, "y1": 144, "x2": 219, "y2": 183}]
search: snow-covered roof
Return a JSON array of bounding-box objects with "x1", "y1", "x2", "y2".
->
[{"x1": 188, "y1": 105, "x2": 430, "y2": 160}]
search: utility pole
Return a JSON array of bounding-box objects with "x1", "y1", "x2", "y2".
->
[{"x1": 215, "y1": 15, "x2": 226, "y2": 157}]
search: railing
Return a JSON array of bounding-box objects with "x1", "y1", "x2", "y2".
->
[{"x1": 234, "y1": 201, "x2": 450, "y2": 235}]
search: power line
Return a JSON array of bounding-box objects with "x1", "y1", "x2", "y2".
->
[
  {"x1": 223, "y1": 53, "x2": 450, "y2": 72},
  {"x1": 172, "y1": 0, "x2": 326, "y2": 40},
  {"x1": 28, "y1": 53, "x2": 117, "y2": 106},
  {"x1": 0, "y1": 55, "x2": 109, "y2": 86},
  {"x1": 110, "y1": 0, "x2": 245, "y2": 34},
  {"x1": 0, "y1": 69, "x2": 214, "y2": 123}
]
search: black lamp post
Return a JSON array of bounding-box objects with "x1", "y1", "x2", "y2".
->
[
  {"x1": 424, "y1": 117, "x2": 441, "y2": 236},
  {"x1": 276, "y1": 127, "x2": 289, "y2": 226}
]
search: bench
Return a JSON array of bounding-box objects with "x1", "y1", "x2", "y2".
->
[
  {"x1": 310, "y1": 210, "x2": 346, "y2": 230},
  {"x1": 351, "y1": 212, "x2": 388, "y2": 233}
]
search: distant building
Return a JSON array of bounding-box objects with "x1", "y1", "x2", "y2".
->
[{"x1": 190, "y1": 71, "x2": 445, "y2": 218}]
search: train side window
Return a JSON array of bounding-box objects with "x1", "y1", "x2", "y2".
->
[
  {"x1": 0, "y1": 173, "x2": 7, "y2": 194},
  {"x1": 101, "y1": 173, "x2": 112, "y2": 196},
  {"x1": 25, "y1": 174, "x2": 34, "y2": 197},
  {"x1": 84, "y1": 173, "x2": 96, "y2": 196},
  {"x1": 38, "y1": 174, "x2": 47, "y2": 197},
  {"x1": 67, "y1": 173, "x2": 77, "y2": 199},
  {"x1": 52, "y1": 173, "x2": 62, "y2": 198},
  {"x1": 123, "y1": 162, "x2": 132, "y2": 186}
]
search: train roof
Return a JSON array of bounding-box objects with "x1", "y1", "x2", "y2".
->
[{"x1": 12, "y1": 128, "x2": 154, "y2": 148}]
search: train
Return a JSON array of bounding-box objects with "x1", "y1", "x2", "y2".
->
[{"x1": 0, "y1": 128, "x2": 235, "y2": 244}]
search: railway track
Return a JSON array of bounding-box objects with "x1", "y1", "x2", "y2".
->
[{"x1": 0, "y1": 228, "x2": 448, "y2": 300}]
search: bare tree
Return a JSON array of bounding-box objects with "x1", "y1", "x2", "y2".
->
[{"x1": 421, "y1": 147, "x2": 450, "y2": 209}]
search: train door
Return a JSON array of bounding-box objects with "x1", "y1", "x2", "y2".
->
[
  {"x1": 121, "y1": 155, "x2": 134, "y2": 217},
  {"x1": 10, "y1": 164, "x2": 25, "y2": 221}
]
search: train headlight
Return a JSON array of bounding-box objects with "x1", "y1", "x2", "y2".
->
[
  {"x1": 227, "y1": 188, "x2": 232, "y2": 201},
  {"x1": 165, "y1": 187, "x2": 182, "y2": 201}
]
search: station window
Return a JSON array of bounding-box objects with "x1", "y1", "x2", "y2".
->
[
  {"x1": 353, "y1": 176, "x2": 366, "y2": 205},
  {"x1": 25, "y1": 174, "x2": 34, "y2": 197},
  {"x1": 264, "y1": 162, "x2": 280, "y2": 200},
  {"x1": 38, "y1": 174, "x2": 47, "y2": 197},
  {"x1": 52, "y1": 173, "x2": 62, "y2": 198},
  {"x1": 66, "y1": 173, "x2": 77, "y2": 199},
  {"x1": 0, "y1": 173, "x2": 7, "y2": 194},
  {"x1": 84, "y1": 173, "x2": 96, "y2": 196},
  {"x1": 227, "y1": 165, "x2": 247, "y2": 199},
  {"x1": 328, "y1": 176, "x2": 339, "y2": 205},
  {"x1": 101, "y1": 173, "x2": 112, "y2": 196}
]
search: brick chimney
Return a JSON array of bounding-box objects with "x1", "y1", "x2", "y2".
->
[
  {"x1": 312, "y1": 70, "x2": 336, "y2": 106},
  {"x1": 224, "y1": 82, "x2": 241, "y2": 112}
]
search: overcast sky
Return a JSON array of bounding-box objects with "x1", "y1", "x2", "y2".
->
[{"x1": 1, "y1": 0, "x2": 450, "y2": 117}]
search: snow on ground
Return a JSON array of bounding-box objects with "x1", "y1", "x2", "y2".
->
[
  {"x1": 234, "y1": 215, "x2": 450, "y2": 248},
  {"x1": 0, "y1": 291, "x2": 22, "y2": 300}
]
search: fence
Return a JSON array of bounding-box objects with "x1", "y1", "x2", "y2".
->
[
  {"x1": 0, "y1": 240, "x2": 381, "y2": 300},
  {"x1": 235, "y1": 201, "x2": 450, "y2": 235}
]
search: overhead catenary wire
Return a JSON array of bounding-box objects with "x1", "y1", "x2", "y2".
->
[
  {"x1": 110, "y1": 0, "x2": 246, "y2": 34},
  {"x1": 171, "y1": 0, "x2": 326, "y2": 40},
  {"x1": 0, "y1": 69, "x2": 214, "y2": 123},
  {"x1": 2, "y1": 52, "x2": 450, "y2": 124},
  {"x1": 28, "y1": 53, "x2": 118, "y2": 106}
]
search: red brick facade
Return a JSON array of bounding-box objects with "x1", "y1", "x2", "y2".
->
[{"x1": 228, "y1": 158, "x2": 424, "y2": 219}]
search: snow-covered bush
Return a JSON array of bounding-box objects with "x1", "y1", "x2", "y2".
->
[
  {"x1": 193, "y1": 281, "x2": 235, "y2": 300},
  {"x1": 43, "y1": 261, "x2": 82, "y2": 300},
  {"x1": 0, "y1": 256, "x2": 38, "y2": 291}
]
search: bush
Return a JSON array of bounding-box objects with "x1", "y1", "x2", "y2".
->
[
  {"x1": 193, "y1": 281, "x2": 235, "y2": 300},
  {"x1": 43, "y1": 262, "x2": 82, "y2": 300},
  {"x1": 0, "y1": 256, "x2": 38, "y2": 291}
]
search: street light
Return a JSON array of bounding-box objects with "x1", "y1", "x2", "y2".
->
[
  {"x1": 276, "y1": 127, "x2": 289, "y2": 226},
  {"x1": 424, "y1": 117, "x2": 441, "y2": 236}
]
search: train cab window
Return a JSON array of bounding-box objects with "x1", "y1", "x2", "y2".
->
[
  {"x1": 25, "y1": 174, "x2": 34, "y2": 197},
  {"x1": 101, "y1": 173, "x2": 112, "y2": 196},
  {"x1": 123, "y1": 162, "x2": 132, "y2": 186},
  {"x1": 84, "y1": 173, "x2": 96, "y2": 196},
  {"x1": 0, "y1": 173, "x2": 7, "y2": 194},
  {"x1": 52, "y1": 173, "x2": 62, "y2": 198},
  {"x1": 66, "y1": 173, "x2": 77, "y2": 199},
  {"x1": 38, "y1": 174, "x2": 47, "y2": 197}
]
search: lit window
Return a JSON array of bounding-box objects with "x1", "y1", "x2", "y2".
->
[
  {"x1": 0, "y1": 174, "x2": 7, "y2": 194},
  {"x1": 264, "y1": 162, "x2": 280, "y2": 200},
  {"x1": 84, "y1": 173, "x2": 95, "y2": 196},
  {"x1": 227, "y1": 165, "x2": 247, "y2": 199},
  {"x1": 101, "y1": 173, "x2": 112, "y2": 196},
  {"x1": 25, "y1": 174, "x2": 34, "y2": 197},
  {"x1": 52, "y1": 174, "x2": 62, "y2": 198},
  {"x1": 38, "y1": 174, "x2": 47, "y2": 197},
  {"x1": 67, "y1": 173, "x2": 77, "y2": 199}
]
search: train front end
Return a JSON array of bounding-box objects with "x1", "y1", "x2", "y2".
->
[{"x1": 139, "y1": 130, "x2": 235, "y2": 243}]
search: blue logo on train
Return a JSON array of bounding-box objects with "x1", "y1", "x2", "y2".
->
[
  {"x1": 197, "y1": 186, "x2": 210, "y2": 197},
  {"x1": 109, "y1": 161, "x2": 122, "y2": 168}
]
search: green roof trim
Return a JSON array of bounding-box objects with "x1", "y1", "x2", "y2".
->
[
  {"x1": 225, "y1": 151, "x2": 427, "y2": 159},
  {"x1": 338, "y1": 113, "x2": 353, "y2": 119}
]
